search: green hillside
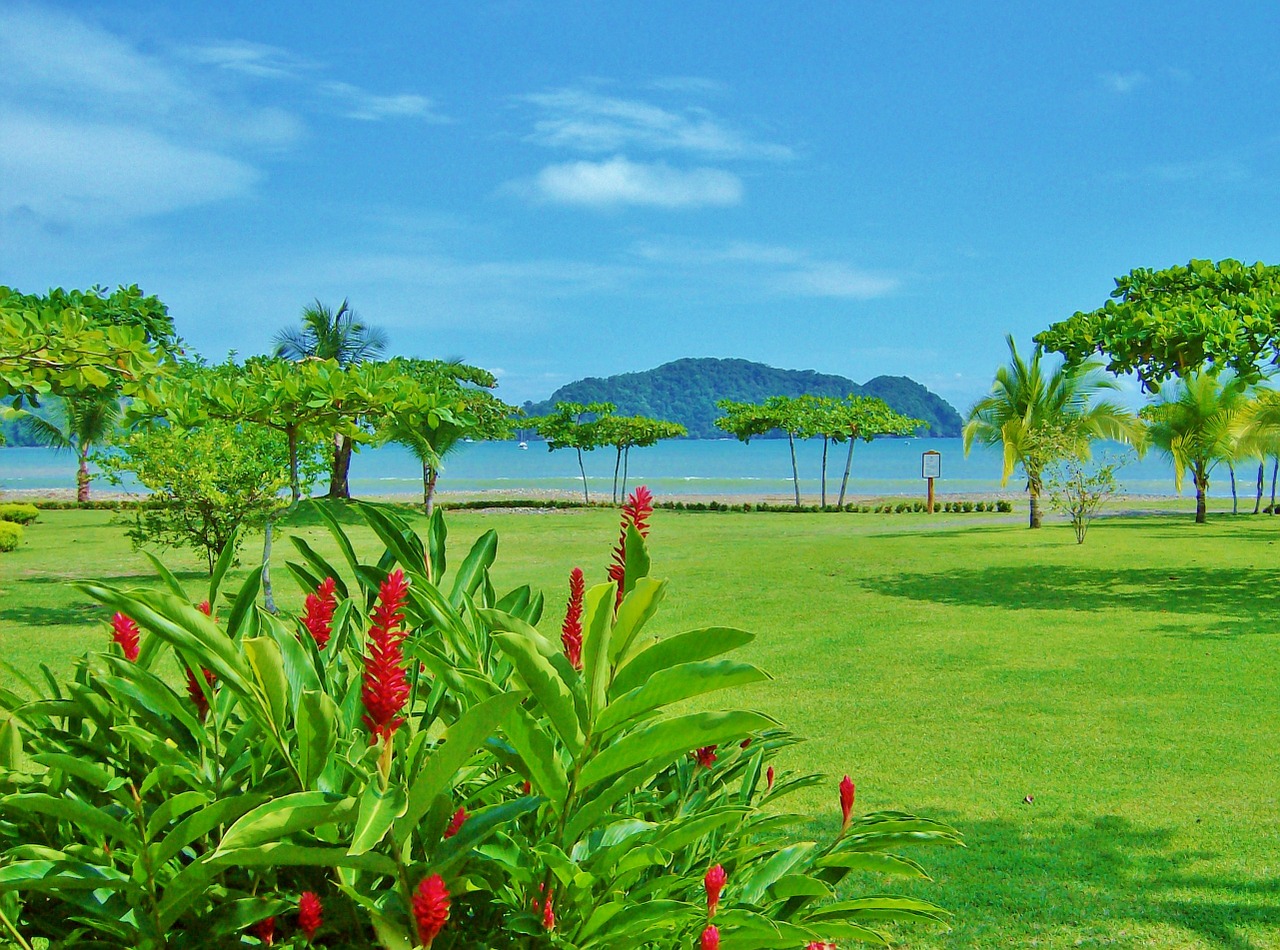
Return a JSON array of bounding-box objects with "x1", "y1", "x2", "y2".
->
[{"x1": 522, "y1": 357, "x2": 962, "y2": 438}]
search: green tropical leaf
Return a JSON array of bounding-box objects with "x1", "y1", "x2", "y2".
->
[{"x1": 611, "y1": 627, "x2": 754, "y2": 697}]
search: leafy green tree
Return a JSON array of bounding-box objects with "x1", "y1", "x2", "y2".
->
[
  {"x1": 964, "y1": 336, "x2": 1143, "y2": 528},
  {"x1": 1045, "y1": 451, "x2": 1124, "y2": 544},
  {"x1": 1036, "y1": 259, "x2": 1280, "y2": 390},
  {"x1": 1142, "y1": 371, "x2": 1251, "y2": 523},
  {"x1": 96, "y1": 421, "x2": 320, "y2": 572},
  {"x1": 9, "y1": 393, "x2": 122, "y2": 503},
  {"x1": 717, "y1": 396, "x2": 818, "y2": 506},
  {"x1": 273, "y1": 298, "x2": 389, "y2": 499},
  {"x1": 531, "y1": 401, "x2": 614, "y2": 502},
  {"x1": 825, "y1": 396, "x2": 925, "y2": 507},
  {"x1": 595, "y1": 414, "x2": 687, "y2": 502}
]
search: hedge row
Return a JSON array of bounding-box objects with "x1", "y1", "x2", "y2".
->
[
  {"x1": 656, "y1": 499, "x2": 1015, "y2": 514},
  {"x1": 0, "y1": 502, "x2": 39, "y2": 524}
]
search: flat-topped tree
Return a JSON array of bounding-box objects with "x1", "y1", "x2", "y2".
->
[
  {"x1": 379, "y1": 358, "x2": 515, "y2": 514},
  {"x1": 595, "y1": 414, "x2": 687, "y2": 502},
  {"x1": 828, "y1": 395, "x2": 925, "y2": 507},
  {"x1": 531, "y1": 401, "x2": 615, "y2": 502},
  {"x1": 1036, "y1": 259, "x2": 1280, "y2": 390},
  {"x1": 716, "y1": 396, "x2": 811, "y2": 506}
]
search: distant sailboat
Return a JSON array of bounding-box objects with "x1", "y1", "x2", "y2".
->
[{"x1": 518, "y1": 441, "x2": 528, "y2": 450}]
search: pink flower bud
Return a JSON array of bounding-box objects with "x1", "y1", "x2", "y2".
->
[
  {"x1": 704, "y1": 863, "x2": 726, "y2": 917},
  {"x1": 839, "y1": 775, "x2": 856, "y2": 831}
]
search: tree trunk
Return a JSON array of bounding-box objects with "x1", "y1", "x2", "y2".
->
[
  {"x1": 820, "y1": 437, "x2": 828, "y2": 508},
  {"x1": 1272, "y1": 457, "x2": 1278, "y2": 512},
  {"x1": 76, "y1": 447, "x2": 91, "y2": 504},
  {"x1": 1028, "y1": 472, "x2": 1043, "y2": 528},
  {"x1": 788, "y1": 433, "x2": 800, "y2": 507},
  {"x1": 422, "y1": 459, "x2": 439, "y2": 516},
  {"x1": 612, "y1": 447, "x2": 622, "y2": 504},
  {"x1": 287, "y1": 426, "x2": 300, "y2": 504},
  {"x1": 622, "y1": 445, "x2": 631, "y2": 499},
  {"x1": 1255, "y1": 463, "x2": 1264, "y2": 515},
  {"x1": 1195, "y1": 463, "x2": 1208, "y2": 524},
  {"x1": 1229, "y1": 463, "x2": 1237, "y2": 514},
  {"x1": 328, "y1": 434, "x2": 353, "y2": 500},
  {"x1": 837, "y1": 436, "x2": 855, "y2": 508},
  {"x1": 261, "y1": 519, "x2": 277, "y2": 614},
  {"x1": 576, "y1": 447, "x2": 589, "y2": 503}
]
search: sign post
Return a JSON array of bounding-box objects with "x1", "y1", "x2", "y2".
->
[{"x1": 921, "y1": 450, "x2": 941, "y2": 513}]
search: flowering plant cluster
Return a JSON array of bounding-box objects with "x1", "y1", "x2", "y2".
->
[{"x1": 0, "y1": 495, "x2": 959, "y2": 948}]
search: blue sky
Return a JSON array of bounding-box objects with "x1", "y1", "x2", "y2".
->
[{"x1": 2, "y1": 2, "x2": 1278, "y2": 410}]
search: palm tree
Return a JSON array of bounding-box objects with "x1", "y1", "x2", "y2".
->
[
  {"x1": 964, "y1": 335, "x2": 1143, "y2": 528},
  {"x1": 273, "y1": 299, "x2": 388, "y2": 499},
  {"x1": 1143, "y1": 371, "x2": 1251, "y2": 523},
  {"x1": 1235, "y1": 386, "x2": 1280, "y2": 514},
  {"x1": 14, "y1": 394, "x2": 122, "y2": 503}
]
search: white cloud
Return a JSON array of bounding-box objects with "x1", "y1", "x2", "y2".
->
[
  {"x1": 185, "y1": 40, "x2": 304, "y2": 79},
  {"x1": 519, "y1": 87, "x2": 793, "y2": 160},
  {"x1": 320, "y1": 82, "x2": 448, "y2": 122},
  {"x1": 1100, "y1": 71, "x2": 1148, "y2": 94},
  {"x1": 528, "y1": 157, "x2": 743, "y2": 209},
  {"x1": 774, "y1": 262, "x2": 898, "y2": 300},
  {"x1": 646, "y1": 76, "x2": 729, "y2": 95}
]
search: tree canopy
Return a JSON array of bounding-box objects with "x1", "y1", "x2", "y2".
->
[{"x1": 1036, "y1": 259, "x2": 1280, "y2": 389}]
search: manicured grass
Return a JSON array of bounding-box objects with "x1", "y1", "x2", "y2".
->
[{"x1": 2, "y1": 504, "x2": 1278, "y2": 948}]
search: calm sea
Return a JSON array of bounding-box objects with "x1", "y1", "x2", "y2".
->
[{"x1": 0, "y1": 438, "x2": 1242, "y2": 500}]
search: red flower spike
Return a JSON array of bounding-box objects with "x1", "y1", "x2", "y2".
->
[
  {"x1": 694, "y1": 745, "x2": 717, "y2": 769},
  {"x1": 806, "y1": 943, "x2": 839, "y2": 950},
  {"x1": 186, "y1": 667, "x2": 216, "y2": 720},
  {"x1": 560, "y1": 567, "x2": 585, "y2": 670},
  {"x1": 361, "y1": 569, "x2": 412, "y2": 741},
  {"x1": 840, "y1": 775, "x2": 856, "y2": 831},
  {"x1": 444, "y1": 806, "x2": 468, "y2": 839},
  {"x1": 541, "y1": 889, "x2": 556, "y2": 931},
  {"x1": 111, "y1": 612, "x2": 140, "y2": 662},
  {"x1": 608, "y1": 486, "x2": 654, "y2": 608},
  {"x1": 412, "y1": 874, "x2": 450, "y2": 946},
  {"x1": 701, "y1": 925, "x2": 720, "y2": 950},
  {"x1": 704, "y1": 864, "x2": 726, "y2": 917},
  {"x1": 522, "y1": 779, "x2": 532, "y2": 795},
  {"x1": 196, "y1": 600, "x2": 212, "y2": 616},
  {"x1": 298, "y1": 891, "x2": 322, "y2": 940},
  {"x1": 740, "y1": 737, "x2": 752, "y2": 749},
  {"x1": 251, "y1": 916, "x2": 275, "y2": 946},
  {"x1": 766, "y1": 766, "x2": 775, "y2": 791},
  {"x1": 302, "y1": 577, "x2": 338, "y2": 649}
]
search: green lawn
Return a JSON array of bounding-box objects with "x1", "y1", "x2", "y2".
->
[{"x1": 2, "y1": 505, "x2": 1279, "y2": 948}]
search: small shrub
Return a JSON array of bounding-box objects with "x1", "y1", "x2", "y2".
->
[
  {"x1": 0, "y1": 521, "x2": 22, "y2": 551},
  {"x1": 996, "y1": 500, "x2": 1014, "y2": 513},
  {"x1": 961, "y1": 501, "x2": 974, "y2": 513},
  {"x1": 0, "y1": 503, "x2": 39, "y2": 525}
]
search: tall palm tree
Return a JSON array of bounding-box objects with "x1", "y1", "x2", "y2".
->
[
  {"x1": 1143, "y1": 371, "x2": 1250, "y2": 524},
  {"x1": 14, "y1": 394, "x2": 122, "y2": 503},
  {"x1": 1235, "y1": 386, "x2": 1280, "y2": 514},
  {"x1": 964, "y1": 335, "x2": 1143, "y2": 528},
  {"x1": 273, "y1": 299, "x2": 388, "y2": 499}
]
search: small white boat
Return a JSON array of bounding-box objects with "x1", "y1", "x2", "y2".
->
[{"x1": 518, "y1": 441, "x2": 528, "y2": 450}]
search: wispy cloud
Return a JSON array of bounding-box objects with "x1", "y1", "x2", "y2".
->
[
  {"x1": 525, "y1": 157, "x2": 743, "y2": 209},
  {"x1": 646, "y1": 76, "x2": 729, "y2": 95},
  {"x1": 1099, "y1": 71, "x2": 1148, "y2": 94},
  {"x1": 630, "y1": 239, "x2": 899, "y2": 300},
  {"x1": 185, "y1": 40, "x2": 304, "y2": 79},
  {"x1": 519, "y1": 86, "x2": 793, "y2": 161},
  {"x1": 320, "y1": 82, "x2": 449, "y2": 122}
]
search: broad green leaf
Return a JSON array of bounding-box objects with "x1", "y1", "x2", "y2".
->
[
  {"x1": 608, "y1": 577, "x2": 666, "y2": 663},
  {"x1": 596, "y1": 659, "x2": 770, "y2": 733},
  {"x1": 216, "y1": 792, "x2": 354, "y2": 852},
  {"x1": 152, "y1": 794, "x2": 270, "y2": 866},
  {"x1": 371, "y1": 912, "x2": 414, "y2": 950},
  {"x1": 297, "y1": 689, "x2": 340, "y2": 790},
  {"x1": 0, "y1": 715, "x2": 21, "y2": 769},
  {"x1": 358, "y1": 502, "x2": 426, "y2": 577},
  {"x1": 815, "y1": 851, "x2": 931, "y2": 878},
  {"x1": 611, "y1": 627, "x2": 754, "y2": 697},
  {"x1": 621, "y1": 522, "x2": 650, "y2": 600},
  {"x1": 0, "y1": 793, "x2": 134, "y2": 844},
  {"x1": 579, "y1": 582, "x2": 614, "y2": 722},
  {"x1": 143, "y1": 551, "x2": 189, "y2": 599},
  {"x1": 30, "y1": 753, "x2": 112, "y2": 790},
  {"x1": 769, "y1": 874, "x2": 835, "y2": 900},
  {"x1": 737, "y1": 842, "x2": 816, "y2": 904},
  {"x1": 350, "y1": 783, "x2": 407, "y2": 855},
  {"x1": 477, "y1": 607, "x2": 558, "y2": 658},
  {"x1": 289, "y1": 534, "x2": 350, "y2": 600},
  {"x1": 578, "y1": 710, "x2": 775, "y2": 787},
  {"x1": 501, "y1": 705, "x2": 569, "y2": 810},
  {"x1": 225, "y1": 566, "x2": 262, "y2": 639},
  {"x1": 397, "y1": 691, "x2": 523, "y2": 845},
  {"x1": 450, "y1": 529, "x2": 497, "y2": 606},
  {"x1": 804, "y1": 896, "x2": 950, "y2": 923},
  {"x1": 243, "y1": 636, "x2": 289, "y2": 731},
  {"x1": 491, "y1": 633, "x2": 584, "y2": 755},
  {"x1": 207, "y1": 527, "x2": 240, "y2": 608},
  {"x1": 431, "y1": 797, "x2": 540, "y2": 873}
]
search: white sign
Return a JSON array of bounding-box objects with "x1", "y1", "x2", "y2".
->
[{"x1": 921, "y1": 451, "x2": 941, "y2": 479}]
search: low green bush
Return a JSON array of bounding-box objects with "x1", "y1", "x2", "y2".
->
[
  {"x1": 0, "y1": 502, "x2": 39, "y2": 525},
  {"x1": 0, "y1": 521, "x2": 22, "y2": 551}
]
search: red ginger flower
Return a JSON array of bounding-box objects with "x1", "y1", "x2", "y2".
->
[
  {"x1": 361, "y1": 569, "x2": 412, "y2": 741},
  {"x1": 704, "y1": 863, "x2": 726, "y2": 917},
  {"x1": 608, "y1": 486, "x2": 654, "y2": 608},
  {"x1": 196, "y1": 600, "x2": 212, "y2": 617},
  {"x1": 302, "y1": 577, "x2": 338, "y2": 649},
  {"x1": 766, "y1": 766, "x2": 775, "y2": 791},
  {"x1": 186, "y1": 666, "x2": 216, "y2": 720},
  {"x1": 444, "y1": 806, "x2": 467, "y2": 839},
  {"x1": 251, "y1": 916, "x2": 275, "y2": 946},
  {"x1": 541, "y1": 889, "x2": 555, "y2": 931},
  {"x1": 560, "y1": 567, "x2": 585, "y2": 669},
  {"x1": 694, "y1": 745, "x2": 717, "y2": 769},
  {"x1": 412, "y1": 874, "x2": 450, "y2": 946},
  {"x1": 806, "y1": 943, "x2": 839, "y2": 949},
  {"x1": 839, "y1": 775, "x2": 856, "y2": 831},
  {"x1": 701, "y1": 925, "x2": 720, "y2": 950},
  {"x1": 298, "y1": 891, "x2": 322, "y2": 940},
  {"x1": 111, "y1": 612, "x2": 139, "y2": 662}
]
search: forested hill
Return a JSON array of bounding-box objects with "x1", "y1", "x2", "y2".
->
[{"x1": 522, "y1": 358, "x2": 963, "y2": 438}]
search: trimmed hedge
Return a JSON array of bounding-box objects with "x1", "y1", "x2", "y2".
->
[
  {"x1": 0, "y1": 521, "x2": 22, "y2": 552},
  {"x1": 656, "y1": 499, "x2": 1015, "y2": 514},
  {"x1": 0, "y1": 502, "x2": 39, "y2": 524}
]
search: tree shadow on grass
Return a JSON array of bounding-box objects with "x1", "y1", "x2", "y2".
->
[
  {"x1": 18, "y1": 568, "x2": 208, "y2": 586},
  {"x1": 796, "y1": 811, "x2": 1279, "y2": 948},
  {"x1": 0, "y1": 601, "x2": 102, "y2": 627},
  {"x1": 866, "y1": 566, "x2": 1280, "y2": 622}
]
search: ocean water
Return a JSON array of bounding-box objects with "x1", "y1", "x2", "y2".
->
[{"x1": 0, "y1": 438, "x2": 1241, "y2": 500}]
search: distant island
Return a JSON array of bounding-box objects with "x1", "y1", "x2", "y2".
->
[{"x1": 522, "y1": 357, "x2": 963, "y2": 439}]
